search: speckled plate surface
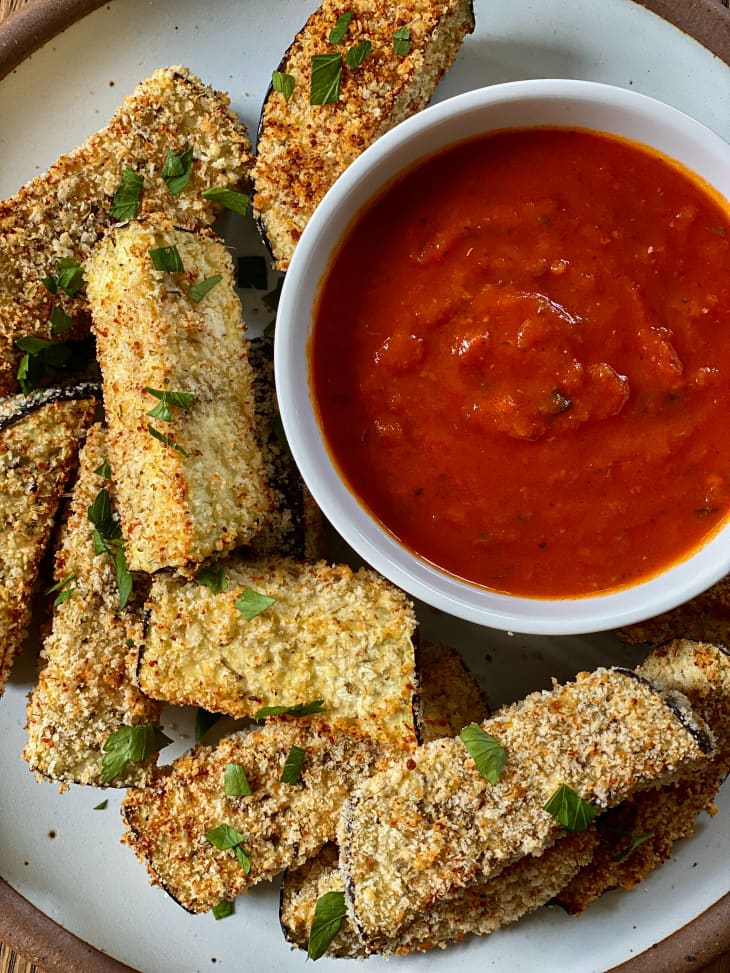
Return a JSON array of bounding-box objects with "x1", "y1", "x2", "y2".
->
[{"x1": 0, "y1": 2, "x2": 728, "y2": 972}]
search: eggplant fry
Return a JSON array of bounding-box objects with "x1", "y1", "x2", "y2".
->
[
  {"x1": 23, "y1": 425, "x2": 162, "y2": 788},
  {"x1": 86, "y1": 220, "x2": 273, "y2": 575},
  {"x1": 138, "y1": 556, "x2": 419, "y2": 749},
  {"x1": 618, "y1": 577, "x2": 730, "y2": 647},
  {"x1": 0, "y1": 385, "x2": 97, "y2": 696},
  {"x1": 253, "y1": 0, "x2": 475, "y2": 270},
  {"x1": 0, "y1": 66, "x2": 252, "y2": 395}
]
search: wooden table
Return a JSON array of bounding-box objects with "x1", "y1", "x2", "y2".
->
[{"x1": 0, "y1": 0, "x2": 728, "y2": 970}]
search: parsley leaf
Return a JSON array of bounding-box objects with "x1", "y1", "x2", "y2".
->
[
  {"x1": 56, "y1": 257, "x2": 86, "y2": 297},
  {"x1": 101, "y1": 724, "x2": 172, "y2": 783},
  {"x1": 544, "y1": 784, "x2": 598, "y2": 832},
  {"x1": 272, "y1": 70, "x2": 296, "y2": 102},
  {"x1": 612, "y1": 831, "x2": 654, "y2": 863},
  {"x1": 94, "y1": 460, "x2": 112, "y2": 479},
  {"x1": 149, "y1": 245, "x2": 184, "y2": 273},
  {"x1": 44, "y1": 572, "x2": 76, "y2": 607},
  {"x1": 49, "y1": 306, "x2": 75, "y2": 335},
  {"x1": 393, "y1": 26, "x2": 411, "y2": 56},
  {"x1": 161, "y1": 147, "x2": 194, "y2": 196},
  {"x1": 459, "y1": 723, "x2": 507, "y2": 784},
  {"x1": 15, "y1": 336, "x2": 72, "y2": 394},
  {"x1": 93, "y1": 799, "x2": 108, "y2": 810},
  {"x1": 310, "y1": 53, "x2": 342, "y2": 105},
  {"x1": 254, "y1": 700, "x2": 326, "y2": 720},
  {"x1": 188, "y1": 274, "x2": 223, "y2": 303},
  {"x1": 87, "y1": 488, "x2": 131, "y2": 609},
  {"x1": 345, "y1": 39, "x2": 372, "y2": 69},
  {"x1": 234, "y1": 586, "x2": 276, "y2": 621},
  {"x1": 195, "y1": 562, "x2": 228, "y2": 595},
  {"x1": 224, "y1": 762, "x2": 252, "y2": 797},
  {"x1": 148, "y1": 424, "x2": 189, "y2": 457},
  {"x1": 110, "y1": 167, "x2": 143, "y2": 221},
  {"x1": 212, "y1": 899, "x2": 233, "y2": 920},
  {"x1": 328, "y1": 10, "x2": 353, "y2": 43},
  {"x1": 204, "y1": 824, "x2": 251, "y2": 873},
  {"x1": 308, "y1": 891, "x2": 347, "y2": 960},
  {"x1": 281, "y1": 745, "x2": 306, "y2": 784},
  {"x1": 195, "y1": 708, "x2": 220, "y2": 743},
  {"x1": 201, "y1": 186, "x2": 251, "y2": 217},
  {"x1": 144, "y1": 387, "x2": 195, "y2": 422}
]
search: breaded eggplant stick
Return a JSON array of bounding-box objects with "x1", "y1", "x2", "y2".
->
[
  {"x1": 0, "y1": 66, "x2": 252, "y2": 395},
  {"x1": 0, "y1": 384, "x2": 97, "y2": 696},
  {"x1": 86, "y1": 220, "x2": 273, "y2": 574},
  {"x1": 121, "y1": 720, "x2": 403, "y2": 913},
  {"x1": 338, "y1": 667, "x2": 714, "y2": 948},
  {"x1": 253, "y1": 0, "x2": 475, "y2": 270},
  {"x1": 138, "y1": 556, "x2": 419, "y2": 749},
  {"x1": 23, "y1": 425, "x2": 162, "y2": 788},
  {"x1": 557, "y1": 640, "x2": 730, "y2": 914},
  {"x1": 618, "y1": 576, "x2": 730, "y2": 646}
]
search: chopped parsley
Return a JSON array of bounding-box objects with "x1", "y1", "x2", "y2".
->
[
  {"x1": 161, "y1": 147, "x2": 194, "y2": 196},
  {"x1": 15, "y1": 335, "x2": 72, "y2": 395},
  {"x1": 308, "y1": 890, "x2": 347, "y2": 960},
  {"x1": 224, "y1": 762, "x2": 252, "y2": 797},
  {"x1": 612, "y1": 831, "x2": 654, "y2": 863},
  {"x1": 328, "y1": 10, "x2": 353, "y2": 44},
  {"x1": 149, "y1": 245, "x2": 184, "y2": 273},
  {"x1": 49, "y1": 306, "x2": 75, "y2": 336},
  {"x1": 310, "y1": 53, "x2": 342, "y2": 105},
  {"x1": 459, "y1": 723, "x2": 507, "y2": 784},
  {"x1": 188, "y1": 274, "x2": 223, "y2": 303},
  {"x1": 212, "y1": 899, "x2": 233, "y2": 920},
  {"x1": 201, "y1": 186, "x2": 251, "y2": 217},
  {"x1": 42, "y1": 257, "x2": 85, "y2": 298},
  {"x1": 544, "y1": 784, "x2": 598, "y2": 832},
  {"x1": 87, "y1": 487, "x2": 132, "y2": 610},
  {"x1": 110, "y1": 167, "x2": 143, "y2": 221},
  {"x1": 93, "y1": 799, "x2": 108, "y2": 811},
  {"x1": 255, "y1": 700, "x2": 326, "y2": 720},
  {"x1": 44, "y1": 572, "x2": 76, "y2": 607},
  {"x1": 392, "y1": 26, "x2": 411, "y2": 56},
  {"x1": 345, "y1": 39, "x2": 372, "y2": 68},
  {"x1": 144, "y1": 387, "x2": 195, "y2": 422},
  {"x1": 195, "y1": 562, "x2": 228, "y2": 595},
  {"x1": 281, "y1": 745, "x2": 306, "y2": 784},
  {"x1": 94, "y1": 460, "x2": 112, "y2": 479},
  {"x1": 234, "y1": 586, "x2": 276, "y2": 621},
  {"x1": 272, "y1": 70, "x2": 296, "y2": 102},
  {"x1": 101, "y1": 724, "x2": 172, "y2": 783},
  {"x1": 204, "y1": 824, "x2": 251, "y2": 873},
  {"x1": 147, "y1": 424, "x2": 189, "y2": 457}
]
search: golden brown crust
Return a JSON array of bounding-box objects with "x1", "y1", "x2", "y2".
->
[
  {"x1": 253, "y1": 0, "x2": 475, "y2": 269},
  {"x1": 0, "y1": 66, "x2": 252, "y2": 395},
  {"x1": 418, "y1": 641, "x2": 490, "y2": 741}
]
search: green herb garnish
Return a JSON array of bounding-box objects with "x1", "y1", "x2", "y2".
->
[
  {"x1": 161, "y1": 147, "x2": 194, "y2": 196},
  {"x1": 254, "y1": 700, "x2": 326, "y2": 720},
  {"x1": 281, "y1": 745, "x2": 306, "y2": 785},
  {"x1": 16, "y1": 336, "x2": 72, "y2": 394},
  {"x1": 147, "y1": 424, "x2": 189, "y2": 457},
  {"x1": 195, "y1": 708, "x2": 220, "y2": 743},
  {"x1": 49, "y1": 306, "x2": 75, "y2": 335},
  {"x1": 328, "y1": 10, "x2": 353, "y2": 43},
  {"x1": 459, "y1": 723, "x2": 507, "y2": 784},
  {"x1": 101, "y1": 724, "x2": 172, "y2": 783},
  {"x1": 204, "y1": 824, "x2": 251, "y2": 873},
  {"x1": 93, "y1": 799, "x2": 108, "y2": 810},
  {"x1": 212, "y1": 899, "x2": 233, "y2": 920},
  {"x1": 234, "y1": 586, "x2": 276, "y2": 621},
  {"x1": 110, "y1": 167, "x2": 143, "y2": 221},
  {"x1": 392, "y1": 26, "x2": 411, "y2": 56},
  {"x1": 87, "y1": 487, "x2": 132, "y2": 610},
  {"x1": 44, "y1": 572, "x2": 76, "y2": 607},
  {"x1": 144, "y1": 387, "x2": 195, "y2": 422},
  {"x1": 345, "y1": 39, "x2": 372, "y2": 68},
  {"x1": 94, "y1": 460, "x2": 112, "y2": 479},
  {"x1": 308, "y1": 891, "x2": 347, "y2": 960},
  {"x1": 42, "y1": 257, "x2": 85, "y2": 298},
  {"x1": 224, "y1": 762, "x2": 253, "y2": 797},
  {"x1": 310, "y1": 53, "x2": 342, "y2": 105},
  {"x1": 149, "y1": 245, "x2": 184, "y2": 273},
  {"x1": 612, "y1": 831, "x2": 654, "y2": 863},
  {"x1": 544, "y1": 784, "x2": 598, "y2": 832},
  {"x1": 272, "y1": 70, "x2": 296, "y2": 102},
  {"x1": 201, "y1": 186, "x2": 251, "y2": 217},
  {"x1": 195, "y1": 562, "x2": 228, "y2": 595},
  {"x1": 188, "y1": 274, "x2": 223, "y2": 303}
]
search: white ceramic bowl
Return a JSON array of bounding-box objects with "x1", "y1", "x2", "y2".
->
[{"x1": 275, "y1": 78, "x2": 730, "y2": 635}]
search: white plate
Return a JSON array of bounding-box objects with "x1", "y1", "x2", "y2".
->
[{"x1": 0, "y1": 2, "x2": 728, "y2": 972}]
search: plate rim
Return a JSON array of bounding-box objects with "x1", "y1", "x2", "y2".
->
[{"x1": 0, "y1": 0, "x2": 728, "y2": 971}]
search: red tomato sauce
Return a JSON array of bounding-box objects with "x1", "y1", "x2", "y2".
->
[{"x1": 310, "y1": 128, "x2": 730, "y2": 597}]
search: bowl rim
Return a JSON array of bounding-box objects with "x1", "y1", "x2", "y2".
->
[{"x1": 275, "y1": 77, "x2": 730, "y2": 635}]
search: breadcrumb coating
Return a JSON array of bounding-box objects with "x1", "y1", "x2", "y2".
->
[
  {"x1": 0, "y1": 66, "x2": 252, "y2": 394},
  {"x1": 253, "y1": 0, "x2": 475, "y2": 269},
  {"x1": 86, "y1": 220, "x2": 273, "y2": 574},
  {"x1": 337, "y1": 667, "x2": 714, "y2": 947},
  {"x1": 139, "y1": 556, "x2": 419, "y2": 748},
  {"x1": 0, "y1": 388, "x2": 96, "y2": 695},
  {"x1": 618, "y1": 576, "x2": 730, "y2": 646},
  {"x1": 23, "y1": 425, "x2": 162, "y2": 788}
]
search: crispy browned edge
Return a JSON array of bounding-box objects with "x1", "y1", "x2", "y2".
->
[{"x1": 0, "y1": 2, "x2": 729, "y2": 972}]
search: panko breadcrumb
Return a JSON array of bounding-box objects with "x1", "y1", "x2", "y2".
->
[
  {"x1": 23, "y1": 425, "x2": 162, "y2": 788},
  {"x1": 0, "y1": 66, "x2": 252, "y2": 394},
  {"x1": 253, "y1": 0, "x2": 475, "y2": 269},
  {"x1": 0, "y1": 385, "x2": 97, "y2": 695}
]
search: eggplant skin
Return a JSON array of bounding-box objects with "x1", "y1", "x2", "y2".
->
[
  {"x1": 0, "y1": 381, "x2": 100, "y2": 432},
  {"x1": 252, "y1": 0, "x2": 476, "y2": 270}
]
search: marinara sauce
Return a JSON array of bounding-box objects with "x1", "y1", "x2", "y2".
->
[{"x1": 310, "y1": 128, "x2": 730, "y2": 597}]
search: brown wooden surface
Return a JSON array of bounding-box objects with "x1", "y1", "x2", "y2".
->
[{"x1": 0, "y1": 0, "x2": 728, "y2": 971}]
